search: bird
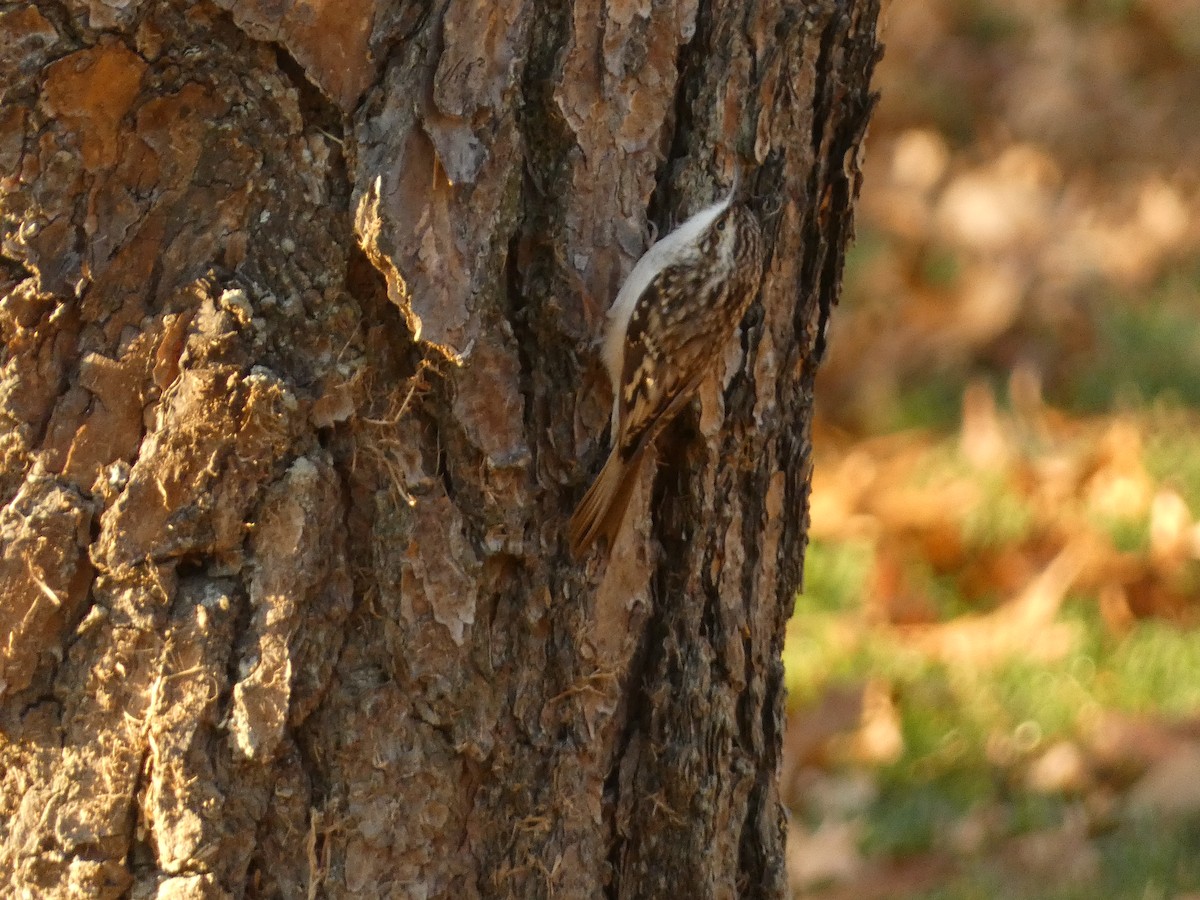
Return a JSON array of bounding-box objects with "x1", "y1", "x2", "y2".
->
[{"x1": 569, "y1": 181, "x2": 764, "y2": 557}]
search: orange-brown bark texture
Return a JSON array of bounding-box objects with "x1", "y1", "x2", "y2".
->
[{"x1": 0, "y1": 1, "x2": 879, "y2": 897}]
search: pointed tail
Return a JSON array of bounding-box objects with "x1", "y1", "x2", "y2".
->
[{"x1": 569, "y1": 446, "x2": 647, "y2": 557}]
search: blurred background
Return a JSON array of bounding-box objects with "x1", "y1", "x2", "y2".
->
[{"x1": 783, "y1": 0, "x2": 1200, "y2": 896}]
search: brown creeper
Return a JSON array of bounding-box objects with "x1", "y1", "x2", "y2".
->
[{"x1": 569, "y1": 186, "x2": 764, "y2": 556}]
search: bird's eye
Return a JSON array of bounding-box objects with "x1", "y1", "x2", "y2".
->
[{"x1": 716, "y1": 219, "x2": 727, "y2": 232}]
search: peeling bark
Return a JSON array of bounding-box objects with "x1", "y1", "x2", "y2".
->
[{"x1": 0, "y1": 1, "x2": 880, "y2": 897}]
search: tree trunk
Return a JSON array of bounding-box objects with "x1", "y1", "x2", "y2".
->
[{"x1": 0, "y1": 1, "x2": 879, "y2": 897}]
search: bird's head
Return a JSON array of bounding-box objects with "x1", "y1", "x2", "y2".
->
[{"x1": 704, "y1": 201, "x2": 762, "y2": 278}]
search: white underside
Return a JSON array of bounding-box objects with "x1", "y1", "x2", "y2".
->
[{"x1": 602, "y1": 189, "x2": 734, "y2": 433}]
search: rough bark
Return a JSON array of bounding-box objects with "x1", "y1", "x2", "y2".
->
[{"x1": 0, "y1": 1, "x2": 879, "y2": 898}]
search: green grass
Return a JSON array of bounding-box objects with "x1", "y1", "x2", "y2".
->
[
  {"x1": 1064, "y1": 301, "x2": 1200, "y2": 414},
  {"x1": 843, "y1": 227, "x2": 892, "y2": 282},
  {"x1": 842, "y1": 263, "x2": 1200, "y2": 433},
  {"x1": 1091, "y1": 818, "x2": 1200, "y2": 898},
  {"x1": 888, "y1": 375, "x2": 970, "y2": 432},
  {"x1": 961, "y1": 471, "x2": 1034, "y2": 549},
  {"x1": 1144, "y1": 407, "x2": 1200, "y2": 510},
  {"x1": 801, "y1": 539, "x2": 875, "y2": 616},
  {"x1": 1106, "y1": 620, "x2": 1200, "y2": 715},
  {"x1": 909, "y1": 818, "x2": 1200, "y2": 899},
  {"x1": 1098, "y1": 511, "x2": 1152, "y2": 554},
  {"x1": 788, "y1": 537, "x2": 1200, "y2": 894},
  {"x1": 790, "y1": 582, "x2": 1200, "y2": 757},
  {"x1": 791, "y1": 401, "x2": 1200, "y2": 893},
  {"x1": 921, "y1": 247, "x2": 964, "y2": 289}
]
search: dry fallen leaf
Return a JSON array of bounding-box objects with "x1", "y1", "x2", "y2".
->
[
  {"x1": 1126, "y1": 742, "x2": 1200, "y2": 819},
  {"x1": 786, "y1": 819, "x2": 865, "y2": 891},
  {"x1": 782, "y1": 684, "x2": 867, "y2": 804},
  {"x1": 899, "y1": 541, "x2": 1087, "y2": 666},
  {"x1": 1085, "y1": 712, "x2": 1197, "y2": 787},
  {"x1": 1025, "y1": 740, "x2": 1091, "y2": 795},
  {"x1": 997, "y1": 810, "x2": 1100, "y2": 889}
]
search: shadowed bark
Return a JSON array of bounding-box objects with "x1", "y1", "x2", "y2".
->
[{"x1": 0, "y1": 1, "x2": 879, "y2": 897}]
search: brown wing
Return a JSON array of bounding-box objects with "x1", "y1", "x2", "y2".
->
[
  {"x1": 570, "y1": 266, "x2": 713, "y2": 556},
  {"x1": 614, "y1": 269, "x2": 710, "y2": 465}
]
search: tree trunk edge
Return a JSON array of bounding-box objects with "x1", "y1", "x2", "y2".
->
[{"x1": 0, "y1": 1, "x2": 882, "y2": 897}]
